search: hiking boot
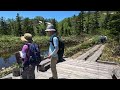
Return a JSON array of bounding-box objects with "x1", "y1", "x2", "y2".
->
[{"x1": 49, "y1": 77, "x2": 55, "y2": 79}]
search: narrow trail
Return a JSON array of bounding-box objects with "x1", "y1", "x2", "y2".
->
[{"x1": 1, "y1": 44, "x2": 117, "y2": 79}]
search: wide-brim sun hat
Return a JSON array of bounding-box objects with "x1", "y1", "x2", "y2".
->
[
  {"x1": 45, "y1": 24, "x2": 56, "y2": 32},
  {"x1": 21, "y1": 33, "x2": 33, "y2": 42}
]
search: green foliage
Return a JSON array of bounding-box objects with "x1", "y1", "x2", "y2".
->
[
  {"x1": 85, "y1": 11, "x2": 91, "y2": 34},
  {"x1": 0, "y1": 11, "x2": 120, "y2": 60},
  {"x1": 0, "y1": 17, "x2": 9, "y2": 35},
  {"x1": 50, "y1": 18, "x2": 57, "y2": 30},
  {"x1": 0, "y1": 14, "x2": 60, "y2": 37},
  {"x1": 64, "y1": 35, "x2": 98, "y2": 57},
  {"x1": 0, "y1": 11, "x2": 118, "y2": 39},
  {"x1": 102, "y1": 11, "x2": 111, "y2": 29},
  {"x1": 0, "y1": 63, "x2": 18, "y2": 78},
  {"x1": 100, "y1": 42, "x2": 120, "y2": 63},
  {"x1": 107, "y1": 11, "x2": 120, "y2": 43},
  {"x1": 1, "y1": 11, "x2": 120, "y2": 77},
  {"x1": 0, "y1": 35, "x2": 85, "y2": 57}
]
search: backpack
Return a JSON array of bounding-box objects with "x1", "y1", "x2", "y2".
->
[
  {"x1": 26, "y1": 43, "x2": 41, "y2": 66},
  {"x1": 51, "y1": 36, "x2": 65, "y2": 62}
]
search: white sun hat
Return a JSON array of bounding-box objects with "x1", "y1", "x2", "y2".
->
[{"x1": 45, "y1": 24, "x2": 56, "y2": 32}]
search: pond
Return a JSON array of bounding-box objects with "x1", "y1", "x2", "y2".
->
[
  {"x1": 0, "y1": 42, "x2": 78, "y2": 70},
  {"x1": 0, "y1": 49, "x2": 49, "y2": 70}
]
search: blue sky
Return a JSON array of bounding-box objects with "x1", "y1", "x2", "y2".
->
[{"x1": 0, "y1": 11, "x2": 80, "y2": 22}]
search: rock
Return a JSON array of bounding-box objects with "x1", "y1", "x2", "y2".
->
[{"x1": 12, "y1": 68, "x2": 21, "y2": 77}]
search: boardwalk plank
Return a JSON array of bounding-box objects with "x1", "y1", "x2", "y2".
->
[{"x1": 76, "y1": 45, "x2": 101, "y2": 60}]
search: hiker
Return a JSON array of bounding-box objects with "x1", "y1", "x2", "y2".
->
[
  {"x1": 104, "y1": 36, "x2": 107, "y2": 43},
  {"x1": 99, "y1": 35, "x2": 107, "y2": 44},
  {"x1": 45, "y1": 24, "x2": 59, "y2": 79},
  {"x1": 20, "y1": 33, "x2": 41, "y2": 79}
]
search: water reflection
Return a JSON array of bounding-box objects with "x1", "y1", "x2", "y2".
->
[{"x1": 0, "y1": 55, "x2": 16, "y2": 69}]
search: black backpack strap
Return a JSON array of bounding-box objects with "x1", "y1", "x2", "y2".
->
[{"x1": 51, "y1": 36, "x2": 59, "y2": 48}]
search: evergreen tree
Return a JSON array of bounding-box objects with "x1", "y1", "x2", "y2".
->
[
  {"x1": 86, "y1": 11, "x2": 91, "y2": 34},
  {"x1": 16, "y1": 13, "x2": 22, "y2": 36},
  {"x1": 0, "y1": 17, "x2": 9, "y2": 35},
  {"x1": 103, "y1": 11, "x2": 111, "y2": 29},
  {"x1": 108, "y1": 11, "x2": 120, "y2": 43}
]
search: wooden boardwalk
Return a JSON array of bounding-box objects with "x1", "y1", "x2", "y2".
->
[{"x1": 1, "y1": 44, "x2": 117, "y2": 79}]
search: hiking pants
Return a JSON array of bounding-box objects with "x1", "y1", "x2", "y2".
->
[
  {"x1": 21, "y1": 64, "x2": 35, "y2": 79},
  {"x1": 50, "y1": 57, "x2": 58, "y2": 79}
]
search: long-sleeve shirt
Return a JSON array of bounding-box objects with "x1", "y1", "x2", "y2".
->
[{"x1": 49, "y1": 33, "x2": 59, "y2": 58}]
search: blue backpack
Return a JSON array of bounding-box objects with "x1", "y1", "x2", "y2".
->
[{"x1": 26, "y1": 43, "x2": 41, "y2": 66}]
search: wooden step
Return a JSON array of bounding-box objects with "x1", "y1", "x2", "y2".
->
[
  {"x1": 38, "y1": 59, "x2": 51, "y2": 72},
  {"x1": 39, "y1": 62, "x2": 51, "y2": 72},
  {"x1": 39, "y1": 59, "x2": 51, "y2": 66}
]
